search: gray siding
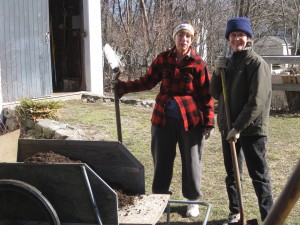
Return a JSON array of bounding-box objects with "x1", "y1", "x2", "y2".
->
[{"x1": 0, "y1": 0, "x2": 52, "y2": 103}]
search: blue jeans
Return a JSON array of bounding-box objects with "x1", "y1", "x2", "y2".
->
[{"x1": 221, "y1": 135, "x2": 273, "y2": 221}]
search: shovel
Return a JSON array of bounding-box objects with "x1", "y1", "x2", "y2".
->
[
  {"x1": 220, "y1": 68, "x2": 258, "y2": 225},
  {"x1": 103, "y1": 44, "x2": 124, "y2": 143}
]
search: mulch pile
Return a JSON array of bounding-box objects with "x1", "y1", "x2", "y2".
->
[{"x1": 24, "y1": 151, "x2": 136, "y2": 207}]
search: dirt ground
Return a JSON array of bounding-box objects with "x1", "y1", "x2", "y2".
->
[{"x1": 24, "y1": 151, "x2": 135, "y2": 208}]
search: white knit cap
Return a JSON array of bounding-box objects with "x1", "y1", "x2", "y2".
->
[{"x1": 172, "y1": 24, "x2": 195, "y2": 38}]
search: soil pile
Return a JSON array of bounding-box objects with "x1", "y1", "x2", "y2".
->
[
  {"x1": 24, "y1": 151, "x2": 82, "y2": 164},
  {"x1": 115, "y1": 189, "x2": 137, "y2": 208}
]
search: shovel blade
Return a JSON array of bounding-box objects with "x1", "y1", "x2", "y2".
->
[{"x1": 227, "y1": 218, "x2": 259, "y2": 225}]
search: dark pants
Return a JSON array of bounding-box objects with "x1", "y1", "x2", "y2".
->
[
  {"x1": 151, "y1": 116, "x2": 204, "y2": 200},
  {"x1": 221, "y1": 135, "x2": 273, "y2": 221}
]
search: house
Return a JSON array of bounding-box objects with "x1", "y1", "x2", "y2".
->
[
  {"x1": 255, "y1": 36, "x2": 292, "y2": 76},
  {"x1": 0, "y1": 0, "x2": 103, "y2": 119},
  {"x1": 254, "y1": 36, "x2": 291, "y2": 56}
]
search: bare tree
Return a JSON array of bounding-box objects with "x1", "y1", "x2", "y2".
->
[
  {"x1": 280, "y1": 0, "x2": 291, "y2": 55},
  {"x1": 294, "y1": 0, "x2": 300, "y2": 55},
  {"x1": 101, "y1": 0, "x2": 299, "y2": 89}
]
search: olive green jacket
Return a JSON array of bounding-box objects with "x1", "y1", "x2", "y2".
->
[{"x1": 210, "y1": 49, "x2": 272, "y2": 136}]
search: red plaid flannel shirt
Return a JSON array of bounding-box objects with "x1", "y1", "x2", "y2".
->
[{"x1": 117, "y1": 46, "x2": 214, "y2": 131}]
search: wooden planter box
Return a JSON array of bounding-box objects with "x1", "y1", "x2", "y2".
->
[{"x1": 17, "y1": 139, "x2": 145, "y2": 195}]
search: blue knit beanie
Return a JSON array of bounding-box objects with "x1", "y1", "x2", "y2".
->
[{"x1": 225, "y1": 17, "x2": 253, "y2": 39}]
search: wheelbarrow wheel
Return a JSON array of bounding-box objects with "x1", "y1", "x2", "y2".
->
[{"x1": 0, "y1": 179, "x2": 60, "y2": 225}]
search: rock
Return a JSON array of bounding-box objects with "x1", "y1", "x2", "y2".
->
[
  {"x1": 147, "y1": 100, "x2": 155, "y2": 107},
  {"x1": 3, "y1": 107, "x2": 15, "y2": 119},
  {"x1": 25, "y1": 119, "x2": 35, "y2": 129},
  {"x1": 54, "y1": 128, "x2": 84, "y2": 140},
  {"x1": 121, "y1": 99, "x2": 139, "y2": 104},
  {"x1": 87, "y1": 97, "x2": 96, "y2": 103},
  {"x1": 81, "y1": 94, "x2": 102, "y2": 101},
  {"x1": 103, "y1": 98, "x2": 113, "y2": 103},
  {"x1": 5, "y1": 117, "x2": 19, "y2": 132},
  {"x1": 35, "y1": 119, "x2": 64, "y2": 139},
  {"x1": 28, "y1": 119, "x2": 84, "y2": 140},
  {"x1": 26, "y1": 129, "x2": 37, "y2": 137}
]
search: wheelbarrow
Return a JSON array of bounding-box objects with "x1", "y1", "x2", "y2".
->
[{"x1": 0, "y1": 138, "x2": 170, "y2": 225}]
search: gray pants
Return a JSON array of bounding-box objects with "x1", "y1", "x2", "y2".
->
[{"x1": 151, "y1": 116, "x2": 204, "y2": 200}]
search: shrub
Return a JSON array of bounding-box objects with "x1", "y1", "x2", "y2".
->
[{"x1": 15, "y1": 98, "x2": 63, "y2": 121}]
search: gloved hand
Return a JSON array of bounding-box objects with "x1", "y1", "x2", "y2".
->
[
  {"x1": 214, "y1": 56, "x2": 227, "y2": 76},
  {"x1": 111, "y1": 79, "x2": 119, "y2": 85},
  {"x1": 111, "y1": 79, "x2": 124, "y2": 98},
  {"x1": 203, "y1": 128, "x2": 214, "y2": 140},
  {"x1": 226, "y1": 128, "x2": 240, "y2": 142},
  {"x1": 110, "y1": 79, "x2": 119, "y2": 91}
]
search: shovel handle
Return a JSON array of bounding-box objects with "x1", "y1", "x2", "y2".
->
[
  {"x1": 220, "y1": 69, "x2": 232, "y2": 130},
  {"x1": 114, "y1": 71, "x2": 122, "y2": 143},
  {"x1": 229, "y1": 140, "x2": 246, "y2": 225},
  {"x1": 220, "y1": 68, "x2": 246, "y2": 224},
  {"x1": 263, "y1": 160, "x2": 300, "y2": 225}
]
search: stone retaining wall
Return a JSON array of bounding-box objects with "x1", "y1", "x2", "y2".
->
[
  {"x1": 1, "y1": 93, "x2": 155, "y2": 139},
  {"x1": 81, "y1": 93, "x2": 155, "y2": 108},
  {"x1": 20, "y1": 118, "x2": 84, "y2": 140}
]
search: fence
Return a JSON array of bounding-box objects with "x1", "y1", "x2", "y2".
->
[
  {"x1": 262, "y1": 56, "x2": 300, "y2": 90},
  {"x1": 262, "y1": 56, "x2": 300, "y2": 110}
]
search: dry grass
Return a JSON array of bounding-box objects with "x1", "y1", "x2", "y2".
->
[{"x1": 58, "y1": 97, "x2": 299, "y2": 225}]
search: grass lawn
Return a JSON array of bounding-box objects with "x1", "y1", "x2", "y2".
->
[{"x1": 57, "y1": 95, "x2": 299, "y2": 225}]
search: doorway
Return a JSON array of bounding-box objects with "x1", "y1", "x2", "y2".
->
[{"x1": 49, "y1": 0, "x2": 84, "y2": 92}]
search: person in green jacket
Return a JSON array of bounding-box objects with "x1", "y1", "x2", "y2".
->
[{"x1": 210, "y1": 17, "x2": 273, "y2": 224}]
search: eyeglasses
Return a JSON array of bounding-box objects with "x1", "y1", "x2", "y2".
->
[{"x1": 176, "y1": 33, "x2": 193, "y2": 39}]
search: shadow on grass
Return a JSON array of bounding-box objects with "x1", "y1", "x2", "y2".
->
[{"x1": 157, "y1": 205, "x2": 227, "y2": 225}]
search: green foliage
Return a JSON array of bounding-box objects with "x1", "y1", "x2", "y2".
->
[{"x1": 15, "y1": 98, "x2": 63, "y2": 121}]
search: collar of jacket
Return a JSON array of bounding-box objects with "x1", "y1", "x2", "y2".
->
[
  {"x1": 168, "y1": 46, "x2": 199, "y2": 60},
  {"x1": 231, "y1": 49, "x2": 251, "y2": 64}
]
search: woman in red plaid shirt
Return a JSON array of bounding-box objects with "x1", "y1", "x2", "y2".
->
[{"x1": 116, "y1": 23, "x2": 215, "y2": 217}]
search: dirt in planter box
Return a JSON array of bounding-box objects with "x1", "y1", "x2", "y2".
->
[{"x1": 24, "y1": 151, "x2": 136, "y2": 208}]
